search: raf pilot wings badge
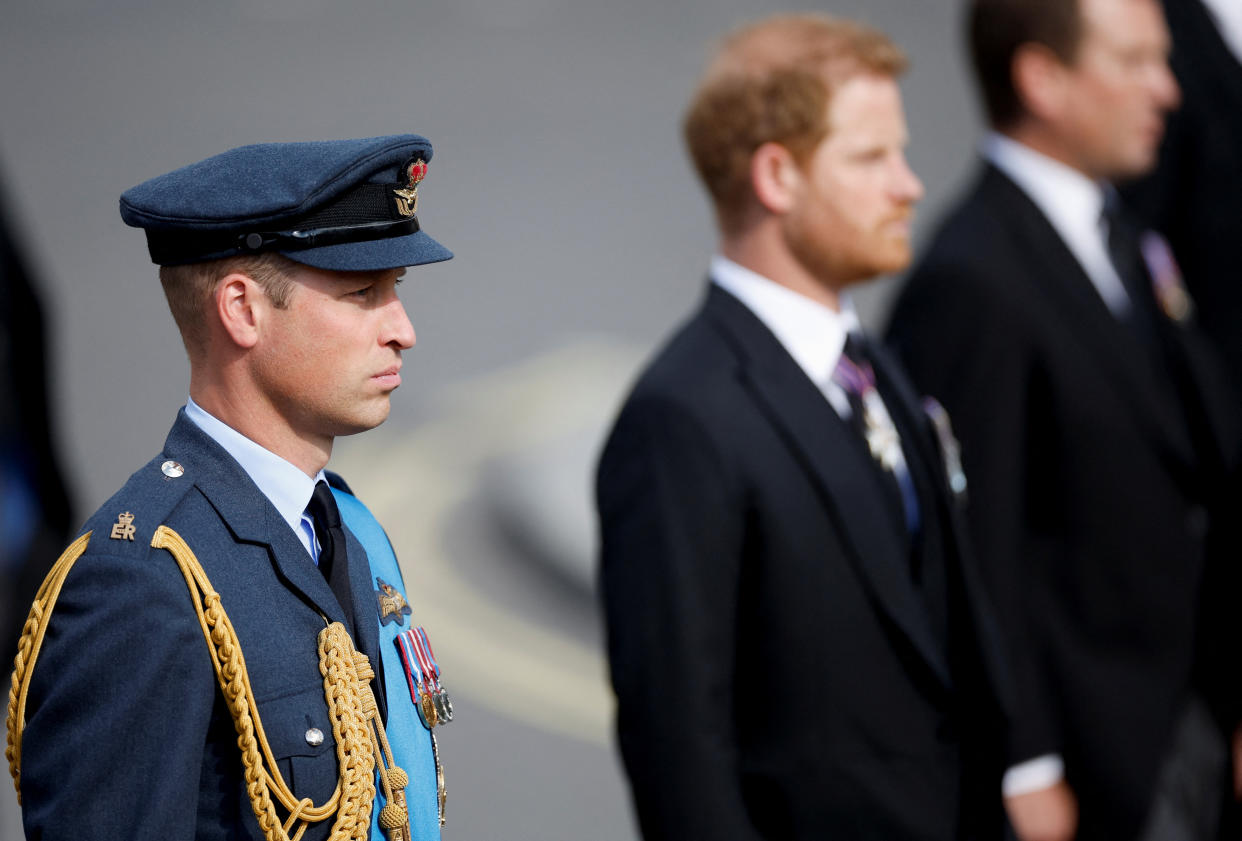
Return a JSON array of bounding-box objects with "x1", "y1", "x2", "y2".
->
[{"x1": 375, "y1": 577, "x2": 413, "y2": 626}]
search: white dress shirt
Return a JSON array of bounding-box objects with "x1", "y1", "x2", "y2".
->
[
  {"x1": 185, "y1": 397, "x2": 326, "y2": 561},
  {"x1": 982, "y1": 132, "x2": 1133, "y2": 319}
]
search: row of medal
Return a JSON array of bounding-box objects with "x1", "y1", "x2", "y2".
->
[{"x1": 394, "y1": 626, "x2": 454, "y2": 729}]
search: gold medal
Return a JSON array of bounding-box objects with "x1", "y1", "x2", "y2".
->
[{"x1": 420, "y1": 691, "x2": 439, "y2": 727}]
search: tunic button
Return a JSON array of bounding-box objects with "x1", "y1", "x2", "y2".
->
[
  {"x1": 305, "y1": 727, "x2": 324, "y2": 747},
  {"x1": 161, "y1": 460, "x2": 185, "y2": 478}
]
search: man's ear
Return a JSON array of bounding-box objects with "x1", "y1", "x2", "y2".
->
[
  {"x1": 214, "y1": 273, "x2": 266, "y2": 349},
  {"x1": 1012, "y1": 42, "x2": 1070, "y2": 124},
  {"x1": 750, "y1": 141, "x2": 803, "y2": 216}
]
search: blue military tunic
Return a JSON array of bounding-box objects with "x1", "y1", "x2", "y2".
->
[{"x1": 16, "y1": 410, "x2": 439, "y2": 840}]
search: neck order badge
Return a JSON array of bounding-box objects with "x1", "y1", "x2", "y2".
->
[{"x1": 332, "y1": 488, "x2": 450, "y2": 839}]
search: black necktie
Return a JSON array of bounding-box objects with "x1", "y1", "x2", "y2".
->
[
  {"x1": 307, "y1": 480, "x2": 356, "y2": 636},
  {"x1": 1102, "y1": 196, "x2": 1163, "y2": 345}
]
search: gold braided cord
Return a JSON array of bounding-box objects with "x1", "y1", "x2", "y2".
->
[
  {"x1": 6, "y1": 524, "x2": 412, "y2": 841},
  {"x1": 336, "y1": 632, "x2": 411, "y2": 840},
  {"x1": 151, "y1": 525, "x2": 379, "y2": 841},
  {"x1": 368, "y1": 689, "x2": 411, "y2": 840},
  {"x1": 6, "y1": 531, "x2": 93, "y2": 803}
]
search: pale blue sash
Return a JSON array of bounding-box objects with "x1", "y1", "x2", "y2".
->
[{"x1": 333, "y1": 488, "x2": 441, "y2": 841}]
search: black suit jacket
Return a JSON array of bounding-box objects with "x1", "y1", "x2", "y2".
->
[
  {"x1": 597, "y1": 284, "x2": 1009, "y2": 841},
  {"x1": 1124, "y1": 0, "x2": 1242, "y2": 396},
  {"x1": 886, "y1": 164, "x2": 1242, "y2": 841}
]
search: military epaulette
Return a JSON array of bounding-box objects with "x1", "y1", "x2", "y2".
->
[{"x1": 81, "y1": 452, "x2": 199, "y2": 557}]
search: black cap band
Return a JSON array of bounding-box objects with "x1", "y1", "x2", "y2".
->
[{"x1": 144, "y1": 180, "x2": 421, "y2": 265}]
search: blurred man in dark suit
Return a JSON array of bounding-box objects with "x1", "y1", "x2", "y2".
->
[
  {"x1": 597, "y1": 14, "x2": 1011, "y2": 840},
  {"x1": 1124, "y1": 0, "x2": 1242, "y2": 396},
  {"x1": 887, "y1": 0, "x2": 1242, "y2": 838},
  {"x1": 0, "y1": 182, "x2": 74, "y2": 669}
]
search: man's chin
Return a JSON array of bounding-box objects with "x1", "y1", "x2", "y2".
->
[
  {"x1": 335, "y1": 403, "x2": 392, "y2": 437},
  {"x1": 870, "y1": 247, "x2": 913, "y2": 278},
  {"x1": 1103, "y1": 148, "x2": 1162, "y2": 183}
]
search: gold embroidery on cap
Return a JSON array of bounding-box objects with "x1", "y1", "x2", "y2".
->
[{"x1": 393, "y1": 159, "x2": 427, "y2": 217}]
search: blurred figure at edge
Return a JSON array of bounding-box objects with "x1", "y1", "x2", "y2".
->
[{"x1": 887, "y1": 0, "x2": 1242, "y2": 838}]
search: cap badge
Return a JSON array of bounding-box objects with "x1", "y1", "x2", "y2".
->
[
  {"x1": 111, "y1": 511, "x2": 137, "y2": 541},
  {"x1": 376, "y1": 576, "x2": 413, "y2": 626},
  {"x1": 393, "y1": 158, "x2": 428, "y2": 218}
]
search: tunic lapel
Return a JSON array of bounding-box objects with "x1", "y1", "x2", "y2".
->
[{"x1": 164, "y1": 413, "x2": 353, "y2": 627}]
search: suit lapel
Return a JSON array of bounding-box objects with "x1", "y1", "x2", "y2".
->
[
  {"x1": 705, "y1": 287, "x2": 952, "y2": 689},
  {"x1": 871, "y1": 348, "x2": 1016, "y2": 713},
  {"x1": 979, "y1": 166, "x2": 1198, "y2": 469}
]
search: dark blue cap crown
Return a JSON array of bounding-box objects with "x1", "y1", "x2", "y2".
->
[{"x1": 119, "y1": 134, "x2": 453, "y2": 270}]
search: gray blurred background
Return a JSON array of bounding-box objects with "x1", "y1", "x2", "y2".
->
[{"x1": 0, "y1": 1, "x2": 981, "y2": 838}]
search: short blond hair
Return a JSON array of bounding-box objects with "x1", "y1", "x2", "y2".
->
[
  {"x1": 159, "y1": 253, "x2": 298, "y2": 358},
  {"x1": 683, "y1": 13, "x2": 907, "y2": 232}
]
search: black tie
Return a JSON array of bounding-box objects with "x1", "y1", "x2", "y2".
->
[
  {"x1": 1102, "y1": 196, "x2": 1162, "y2": 345},
  {"x1": 307, "y1": 480, "x2": 356, "y2": 636}
]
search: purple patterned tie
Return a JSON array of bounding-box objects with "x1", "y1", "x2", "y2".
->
[{"x1": 833, "y1": 334, "x2": 920, "y2": 533}]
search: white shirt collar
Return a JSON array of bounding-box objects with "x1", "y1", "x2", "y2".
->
[
  {"x1": 184, "y1": 397, "x2": 325, "y2": 553},
  {"x1": 709, "y1": 255, "x2": 913, "y2": 497},
  {"x1": 710, "y1": 254, "x2": 860, "y2": 391},
  {"x1": 982, "y1": 132, "x2": 1132, "y2": 316},
  {"x1": 1201, "y1": 0, "x2": 1242, "y2": 62},
  {"x1": 983, "y1": 131, "x2": 1106, "y2": 246}
]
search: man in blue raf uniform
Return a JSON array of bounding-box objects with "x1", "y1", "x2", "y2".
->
[{"x1": 5, "y1": 135, "x2": 454, "y2": 840}]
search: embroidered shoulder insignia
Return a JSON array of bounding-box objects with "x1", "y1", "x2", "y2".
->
[{"x1": 375, "y1": 577, "x2": 412, "y2": 626}]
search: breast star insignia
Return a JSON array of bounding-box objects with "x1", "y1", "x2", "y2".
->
[{"x1": 376, "y1": 577, "x2": 413, "y2": 626}]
